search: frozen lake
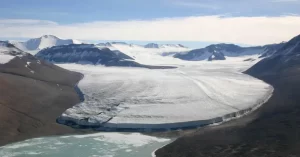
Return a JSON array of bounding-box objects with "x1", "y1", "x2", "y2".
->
[
  {"x1": 58, "y1": 56, "x2": 273, "y2": 130},
  {"x1": 0, "y1": 133, "x2": 171, "y2": 157}
]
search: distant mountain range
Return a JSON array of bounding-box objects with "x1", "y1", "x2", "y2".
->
[
  {"x1": 35, "y1": 44, "x2": 176, "y2": 69},
  {"x1": 144, "y1": 43, "x2": 187, "y2": 49},
  {"x1": 3, "y1": 33, "x2": 299, "y2": 73},
  {"x1": 174, "y1": 43, "x2": 285, "y2": 61},
  {"x1": 5, "y1": 35, "x2": 289, "y2": 65}
]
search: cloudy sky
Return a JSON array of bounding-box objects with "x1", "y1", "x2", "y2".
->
[{"x1": 1, "y1": 0, "x2": 300, "y2": 48}]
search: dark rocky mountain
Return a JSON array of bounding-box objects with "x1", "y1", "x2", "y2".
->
[
  {"x1": 208, "y1": 51, "x2": 226, "y2": 61},
  {"x1": 246, "y1": 34, "x2": 300, "y2": 77},
  {"x1": 174, "y1": 43, "x2": 282, "y2": 61},
  {"x1": 259, "y1": 42, "x2": 285, "y2": 58},
  {"x1": 35, "y1": 44, "x2": 176, "y2": 69},
  {"x1": 35, "y1": 44, "x2": 132, "y2": 65}
]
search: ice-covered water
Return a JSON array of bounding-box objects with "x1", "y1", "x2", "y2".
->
[
  {"x1": 0, "y1": 133, "x2": 171, "y2": 157},
  {"x1": 58, "y1": 55, "x2": 273, "y2": 129}
]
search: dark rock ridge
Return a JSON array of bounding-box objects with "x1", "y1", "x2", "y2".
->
[
  {"x1": 259, "y1": 42, "x2": 285, "y2": 58},
  {"x1": 144, "y1": 43, "x2": 187, "y2": 49},
  {"x1": 175, "y1": 43, "x2": 282, "y2": 61},
  {"x1": 156, "y1": 34, "x2": 300, "y2": 157},
  {"x1": 35, "y1": 44, "x2": 177, "y2": 69}
]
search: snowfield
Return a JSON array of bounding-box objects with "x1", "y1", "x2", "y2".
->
[
  {"x1": 58, "y1": 55, "x2": 273, "y2": 130},
  {"x1": 0, "y1": 54, "x2": 15, "y2": 64}
]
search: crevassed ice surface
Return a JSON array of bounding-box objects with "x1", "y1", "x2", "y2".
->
[
  {"x1": 59, "y1": 54, "x2": 273, "y2": 128},
  {"x1": 0, "y1": 133, "x2": 171, "y2": 157}
]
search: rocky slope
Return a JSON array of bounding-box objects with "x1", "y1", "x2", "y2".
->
[
  {"x1": 247, "y1": 34, "x2": 300, "y2": 76},
  {"x1": 0, "y1": 44, "x2": 86, "y2": 146}
]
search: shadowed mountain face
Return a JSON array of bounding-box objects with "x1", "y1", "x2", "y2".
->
[
  {"x1": 35, "y1": 44, "x2": 133, "y2": 65},
  {"x1": 246, "y1": 34, "x2": 300, "y2": 77},
  {"x1": 259, "y1": 43, "x2": 285, "y2": 58},
  {"x1": 156, "y1": 34, "x2": 300, "y2": 157},
  {"x1": 174, "y1": 43, "x2": 282, "y2": 61},
  {"x1": 35, "y1": 44, "x2": 177, "y2": 69}
]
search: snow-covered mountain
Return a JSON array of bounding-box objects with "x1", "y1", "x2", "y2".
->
[
  {"x1": 35, "y1": 44, "x2": 176, "y2": 69},
  {"x1": 10, "y1": 35, "x2": 82, "y2": 54},
  {"x1": 174, "y1": 43, "x2": 282, "y2": 61},
  {"x1": 0, "y1": 41, "x2": 26, "y2": 64}
]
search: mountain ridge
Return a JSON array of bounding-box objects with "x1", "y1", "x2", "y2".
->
[
  {"x1": 35, "y1": 44, "x2": 177, "y2": 69},
  {"x1": 174, "y1": 43, "x2": 284, "y2": 61}
]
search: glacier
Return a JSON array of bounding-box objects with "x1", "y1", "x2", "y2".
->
[{"x1": 58, "y1": 53, "x2": 273, "y2": 130}]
